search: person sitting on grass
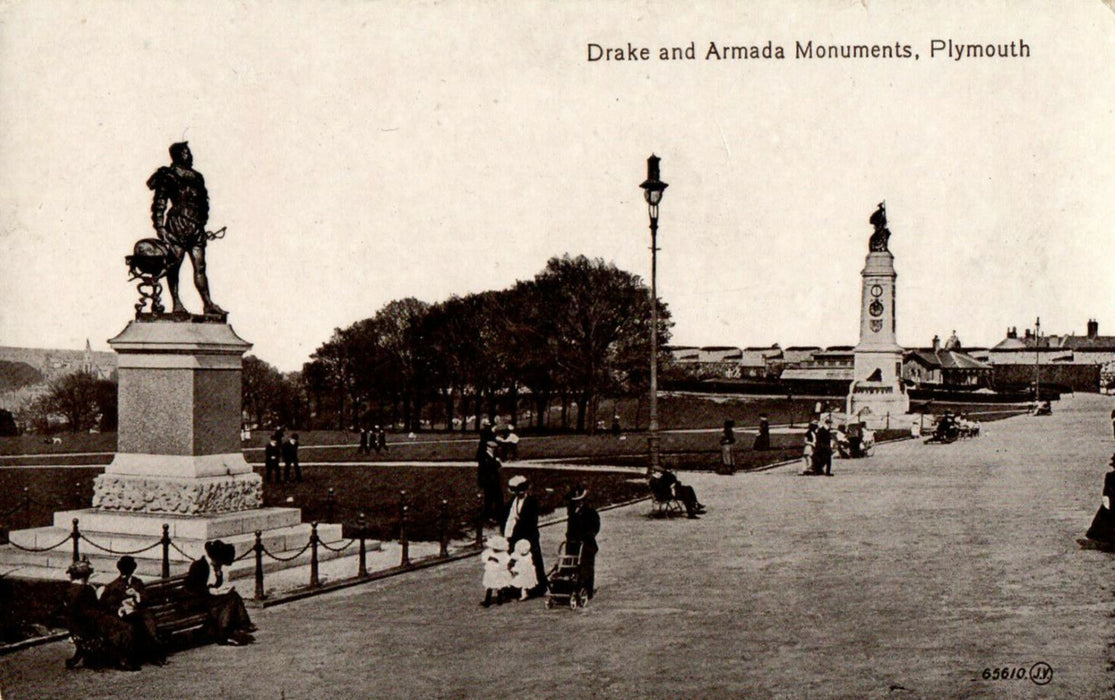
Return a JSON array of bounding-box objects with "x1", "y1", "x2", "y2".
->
[{"x1": 184, "y1": 541, "x2": 256, "y2": 646}]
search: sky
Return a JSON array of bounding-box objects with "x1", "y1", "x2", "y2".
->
[{"x1": 1, "y1": 1, "x2": 1113, "y2": 371}]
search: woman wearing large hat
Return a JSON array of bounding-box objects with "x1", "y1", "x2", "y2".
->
[
  {"x1": 503, "y1": 475, "x2": 547, "y2": 597},
  {"x1": 1085, "y1": 453, "x2": 1115, "y2": 548},
  {"x1": 184, "y1": 540, "x2": 256, "y2": 645},
  {"x1": 64, "y1": 559, "x2": 141, "y2": 670}
]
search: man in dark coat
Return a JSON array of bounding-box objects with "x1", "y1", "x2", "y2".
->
[
  {"x1": 503, "y1": 475, "x2": 547, "y2": 597},
  {"x1": 565, "y1": 485, "x2": 600, "y2": 599},
  {"x1": 100, "y1": 555, "x2": 165, "y2": 665},
  {"x1": 358, "y1": 428, "x2": 369, "y2": 455},
  {"x1": 476, "y1": 418, "x2": 495, "y2": 461},
  {"x1": 283, "y1": 433, "x2": 302, "y2": 483},
  {"x1": 264, "y1": 434, "x2": 282, "y2": 483},
  {"x1": 478, "y1": 440, "x2": 503, "y2": 524},
  {"x1": 184, "y1": 541, "x2": 255, "y2": 646}
]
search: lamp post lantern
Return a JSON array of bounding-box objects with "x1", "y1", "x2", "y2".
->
[{"x1": 640, "y1": 154, "x2": 668, "y2": 473}]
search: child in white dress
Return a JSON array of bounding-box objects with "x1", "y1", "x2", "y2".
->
[
  {"x1": 509, "y1": 539, "x2": 538, "y2": 601},
  {"x1": 481, "y1": 535, "x2": 512, "y2": 607}
]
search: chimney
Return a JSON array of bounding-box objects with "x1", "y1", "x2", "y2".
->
[
  {"x1": 1024, "y1": 329, "x2": 1032, "y2": 340},
  {"x1": 1088, "y1": 318, "x2": 1098, "y2": 339},
  {"x1": 931, "y1": 335, "x2": 940, "y2": 351},
  {"x1": 1007, "y1": 326, "x2": 1017, "y2": 339}
]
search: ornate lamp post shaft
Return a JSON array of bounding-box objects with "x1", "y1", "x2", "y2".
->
[{"x1": 640, "y1": 155, "x2": 668, "y2": 473}]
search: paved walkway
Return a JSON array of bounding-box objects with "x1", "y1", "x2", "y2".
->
[{"x1": 3, "y1": 395, "x2": 1115, "y2": 698}]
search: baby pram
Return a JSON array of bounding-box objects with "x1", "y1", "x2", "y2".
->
[{"x1": 545, "y1": 541, "x2": 590, "y2": 609}]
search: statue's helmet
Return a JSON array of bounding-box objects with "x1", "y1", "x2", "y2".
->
[{"x1": 169, "y1": 141, "x2": 191, "y2": 165}]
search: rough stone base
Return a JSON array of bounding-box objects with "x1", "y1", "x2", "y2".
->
[
  {"x1": 92, "y1": 472, "x2": 262, "y2": 515},
  {"x1": 847, "y1": 384, "x2": 911, "y2": 430}
]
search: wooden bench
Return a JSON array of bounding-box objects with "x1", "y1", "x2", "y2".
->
[{"x1": 142, "y1": 575, "x2": 211, "y2": 645}]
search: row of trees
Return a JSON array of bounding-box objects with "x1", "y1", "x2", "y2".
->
[
  {"x1": 297, "y1": 254, "x2": 672, "y2": 433},
  {"x1": 7, "y1": 255, "x2": 668, "y2": 436}
]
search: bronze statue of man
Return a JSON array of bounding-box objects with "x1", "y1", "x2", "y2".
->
[{"x1": 146, "y1": 142, "x2": 224, "y2": 315}]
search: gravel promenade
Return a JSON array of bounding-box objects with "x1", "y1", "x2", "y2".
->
[{"x1": 3, "y1": 394, "x2": 1114, "y2": 699}]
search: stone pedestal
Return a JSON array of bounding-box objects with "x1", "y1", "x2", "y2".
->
[
  {"x1": 92, "y1": 321, "x2": 262, "y2": 514},
  {"x1": 0, "y1": 320, "x2": 363, "y2": 581},
  {"x1": 847, "y1": 251, "x2": 910, "y2": 428}
]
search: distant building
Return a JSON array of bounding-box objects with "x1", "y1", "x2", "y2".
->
[
  {"x1": 902, "y1": 333, "x2": 992, "y2": 388},
  {"x1": 987, "y1": 319, "x2": 1112, "y2": 392},
  {"x1": 779, "y1": 346, "x2": 854, "y2": 382}
]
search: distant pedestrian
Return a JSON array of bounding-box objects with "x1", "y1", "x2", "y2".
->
[
  {"x1": 501, "y1": 425, "x2": 520, "y2": 461},
  {"x1": 719, "y1": 420, "x2": 736, "y2": 474},
  {"x1": 358, "y1": 428, "x2": 369, "y2": 455},
  {"x1": 801, "y1": 420, "x2": 818, "y2": 475},
  {"x1": 1110, "y1": 409, "x2": 1115, "y2": 439},
  {"x1": 476, "y1": 418, "x2": 495, "y2": 461},
  {"x1": 753, "y1": 414, "x2": 771, "y2": 451},
  {"x1": 283, "y1": 433, "x2": 302, "y2": 483},
  {"x1": 910, "y1": 416, "x2": 922, "y2": 439},
  {"x1": 1086, "y1": 453, "x2": 1115, "y2": 547},
  {"x1": 611, "y1": 415, "x2": 621, "y2": 436},
  {"x1": 478, "y1": 440, "x2": 503, "y2": 524},
  {"x1": 813, "y1": 419, "x2": 833, "y2": 476},
  {"x1": 264, "y1": 435, "x2": 282, "y2": 483},
  {"x1": 376, "y1": 427, "x2": 388, "y2": 453}
]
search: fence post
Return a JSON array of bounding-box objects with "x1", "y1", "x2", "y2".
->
[
  {"x1": 357, "y1": 512, "x2": 368, "y2": 578},
  {"x1": 309, "y1": 522, "x2": 320, "y2": 588},
  {"x1": 71, "y1": 518, "x2": 80, "y2": 562},
  {"x1": 73, "y1": 481, "x2": 82, "y2": 510},
  {"x1": 439, "y1": 499, "x2": 449, "y2": 558},
  {"x1": 474, "y1": 491, "x2": 484, "y2": 548},
  {"x1": 160, "y1": 524, "x2": 171, "y2": 579},
  {"x1": 22, "y1": 487, "x2": 31, "y2": 530},
  {"x1": 253, "y1": 530, "x2": 265, "y2": 601},
  {"x1": 327, "y1": 487, "x2": 336, "y2": 523},
  {"x1": 399, "y1": 490, "x2": 411, "y2": 568}
]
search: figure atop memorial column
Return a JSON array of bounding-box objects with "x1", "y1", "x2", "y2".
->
[
  {"x1": 146, "y1": 142, "x2": 225, "y2": 317},
  {"x1": 868, "y1": 201, "x2": 891, "y2": 253}
]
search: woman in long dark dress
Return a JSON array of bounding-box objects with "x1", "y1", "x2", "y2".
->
[
  {"x1": 1086, "y1": 453, "x2": 1115, "y2": 546},
  {"x1": 64, "y1": 560, "x2": 140, "y2": 670}
]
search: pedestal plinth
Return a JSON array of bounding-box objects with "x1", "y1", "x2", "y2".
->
[{"x1": 94, "y1": 321, "x2": 261, "y2": 515}]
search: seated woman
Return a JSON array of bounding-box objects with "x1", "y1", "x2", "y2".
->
[
  {"x1": 184, "y1": 540, "x2": 256, "y2": 646},
  {"x1": 64, "y1": 559, "x2": 140, "y2": 671}
]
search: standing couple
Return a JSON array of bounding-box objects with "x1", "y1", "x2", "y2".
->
[{"x1": 801, "y1": 417, "x2": 834, "y2": 476}]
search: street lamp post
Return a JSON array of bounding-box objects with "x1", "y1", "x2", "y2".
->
[{"x1": 640, "y1": 155, "x2": 668, "y2": 473}]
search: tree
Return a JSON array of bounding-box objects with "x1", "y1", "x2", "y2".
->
[
  {"x1": 528, "y1": 254, "x2": 672, "y2": 431},
  {"x1": 242, "y1": 355, "x2": 283, "y2": 428},
  {"x1": 42, "y1": 371, "x2": 116, "y2": 432}
]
